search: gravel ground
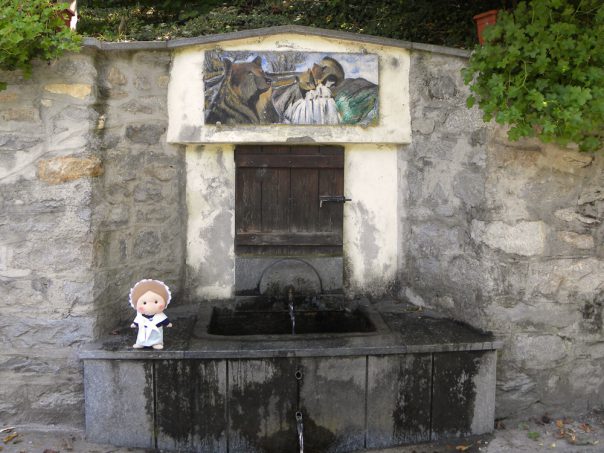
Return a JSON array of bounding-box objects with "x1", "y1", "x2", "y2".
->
[{"x1": 1, "y1": 411, "x2": 603, "y2": 453}]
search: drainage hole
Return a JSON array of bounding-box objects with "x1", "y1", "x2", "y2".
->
[{"x1": 295, "y1": 370, "x2": 303, "y2": 380}]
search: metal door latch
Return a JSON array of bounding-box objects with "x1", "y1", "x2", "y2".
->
[{"x1": 319, "y1": 195, "x2": 352, "y2": 208}]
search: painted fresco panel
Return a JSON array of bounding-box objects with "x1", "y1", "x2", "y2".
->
[{"x1": 203, "y1": 51, "x2": 379, "y2": 126}]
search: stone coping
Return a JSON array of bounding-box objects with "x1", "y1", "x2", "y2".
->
[
  {"x1": 82, "y1": 25, "x2": 471, "y2": 58},
  {"x1": 79, "y1": 299, "x2": 502, "y2": 360}
]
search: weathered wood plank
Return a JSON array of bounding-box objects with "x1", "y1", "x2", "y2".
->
[
  {"x1": 236, "y1": 154, "x2": 343, "y2": 168},
  {"x1": 291, "y1": 168, "x2": 319, "y2": 232},
  {"x1": 261, "y1": 168, "x2": 290, "y2": 232},
  {"x1": 318, "y1": 168, "x2": 344, "y2": 232},
  {"x1": 155, "y1": 360, "x2": 227, "y2": 452},
  {"x1": 236, "y1": 232, "x2": 342, "y2": 246},
  {"x1": 235, "y1": 168, "x2": 262, "y2": 233},
  {"x1": 366, "y1": 354, "x2": 432, "y2": 448}
]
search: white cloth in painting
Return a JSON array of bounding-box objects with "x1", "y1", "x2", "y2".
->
[
  {"x1": 134, "y1": 313, "x2": 167, "y2": 347},
  {"x1": 284, "y1": 84, "x2": 341, "y2": 125}
]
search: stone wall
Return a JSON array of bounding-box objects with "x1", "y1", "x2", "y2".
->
[
  {"x1": 91, "y1": 50, "x2": 186, "y2": 334},
  {"x1": 0, "y1": 48, "x2": 186, "y2": 428},
  {"x1": 1, "y1": 29, "x2": 603, "y2": 429},
  {"x1": 0, "y1": 52, "x2": 99, "y2": 426},
  {"x1": 402, "y1": 50, "x2": 604, "y2": 419}
]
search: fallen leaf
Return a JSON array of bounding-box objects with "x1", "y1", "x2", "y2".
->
[
  {"x1": 0, "y1": 428, "x2": 13, "y2": 434},
  {"x1": 495, "y1": 420, "x2": 506, "y2": 430},
  {"x1": 563, "y1": 417, "x2": 573, "y2": 424},
  {"x1": 528, "y1": 431, "x2": 541, "y2": 441},
  {"x1": 2, "y1": 433, "x2": 17, "y2": 443},
  {"x1": 542, "y1": 414, "x2": 552, "y2": 424},
  {"x1": 579, "y1": 422, "x2": 592, "y2": 432},
  {"x1": 555, "y1": 419, "x2": 564, "y2": 428},
  {"x1": 456, "y1": 445, "x2": 471, "y2": 451}
]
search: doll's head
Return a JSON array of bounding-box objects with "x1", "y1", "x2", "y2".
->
[{"x1": 129, "y1": 279, "x2": 171, "y2": 316}]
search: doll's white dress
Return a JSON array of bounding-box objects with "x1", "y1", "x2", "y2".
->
[{"x1": 133, "y1": 312, "x2": 168, "y2": 347}]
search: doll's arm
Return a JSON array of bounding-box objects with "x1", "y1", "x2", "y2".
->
[
  {"x1": 157, "y1": 318, "x2": 172, "y2": 328},
  {"x1": 130, "y1": 321, "x2": 137, "y2": 328}
]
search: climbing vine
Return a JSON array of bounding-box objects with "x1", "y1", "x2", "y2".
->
[
  {"x1": 0, "y1": 0, "x2": 81, "y2": 90},
  {"x1": 463, "y1": 0, "x2": 604, "y2": 152}
]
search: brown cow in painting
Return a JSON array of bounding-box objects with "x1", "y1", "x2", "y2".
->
[{"x1": 206, "y1": 56, "x2": 278, "y2": 125}]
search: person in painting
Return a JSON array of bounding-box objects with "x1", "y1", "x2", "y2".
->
[
  {"x1": 129, "y1": 279, "x2": 172, "y2": 349},
  {"x1": 272, "y1": 56, "x2": 378, "y2": 126}
]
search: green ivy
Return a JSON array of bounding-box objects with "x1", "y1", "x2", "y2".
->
[
  {"x1": 463, "y1": 0, "x2": 604, "y2": 152},
  {"x1": 0, "y1": 0, "x2": 82, "y2": 90}
]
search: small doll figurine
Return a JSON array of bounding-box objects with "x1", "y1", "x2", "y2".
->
[{"x1": 129, "y1": 279, "x2": 173, "y2": 350}]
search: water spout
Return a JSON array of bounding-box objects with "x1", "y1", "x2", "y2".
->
[
  {"x1": 295, "y1": 411, "x2": 304, "y2": 453},
  {"x1": 288, "y1": 286, "x2": 296, "y2": 335}
]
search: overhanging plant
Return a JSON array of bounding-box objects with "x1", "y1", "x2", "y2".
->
[
  {"x1": 0, "y1": 0, "x2": 81, "y2": 91},
  {"x1": 463, "y1": 0, "x2": 604, "y2": 152}
]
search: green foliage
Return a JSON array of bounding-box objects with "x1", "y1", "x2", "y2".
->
[
  {"x1": 77, "y1": 0, "x2": 505, "y2": 48},
  {"x1": 0, "y1": 0, "x2": 82, "y2": 90},
  {"x1": 463, "y1": 0, "x2": 604, "y2": 152}
]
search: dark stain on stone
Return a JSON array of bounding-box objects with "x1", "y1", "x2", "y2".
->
[
  {"x1": 228, "y1": 358, "x2": 298, "y2": 452},
  {"x1": 391, "y1": 354, "x2": 432, "y2": 444},
  {"x1": 381, "y1": 311, "x2": 494, "y2": 345},
  {"x1": 143, "y1": 361, "x2": 155, "y2": 431},
  {"x1": 580, "y1": 299, "x2": 603, "y2": 333},
  {"x1": 155, "y1": 360, "x2": 226, "y2": 450},
  {"x1": 431, "y1": 351, "x2": 480, "y2": 439}
]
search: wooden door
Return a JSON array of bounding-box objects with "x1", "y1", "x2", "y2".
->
[{"x1": 235, "y1": 145, "x2": 344, "y2": 256}]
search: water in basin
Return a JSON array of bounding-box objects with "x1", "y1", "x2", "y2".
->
[{"x1": 207, "y1": 295, "x2": 376, "y2": 336}]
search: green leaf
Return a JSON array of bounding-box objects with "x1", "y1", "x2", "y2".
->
[{"x1": 463, "y1": 0, "x2": 604, "y2": 153}]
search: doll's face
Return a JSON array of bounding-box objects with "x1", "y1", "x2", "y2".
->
[{"x1": 135, "y1": 290, "x2": 166, "y2": 315}]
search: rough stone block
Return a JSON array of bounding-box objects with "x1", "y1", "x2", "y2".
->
[
  {"x1": 133, "y1": 231, "x2": 161, "y2": 259},
  {"x1": 1, "y1": 107, "x2": 38, "y2": 122},
  {"x1": 44, "y1": 83, "x2": 92, "y2": 100},
  {"x1": 0, "y1": 133, "x2": 42, "y2": 151},
  {"x1": 471, "y1": 220, "x2": 547, "y2": 256},
  {"x1": 38, "y1": 156, "x2": 103, "y2": 184},
  {"x1": 126, "y1": 124, "x2": 166, "y2": 144},
  {"x1": 0, "y1": 91, "x2": 18, "y2": 102},
  {"x1": 107, "y1": 66, "x2": 127, "y2": 86},
  {"x1": 558, "y1": 231, "x2": 595, "y2": 249},
  {"x1": 83, "y1": 360, "x2": 155, "y2": 448},
  {"x1": 508, "y1": 334, "x2": 567, "y2": 370}
]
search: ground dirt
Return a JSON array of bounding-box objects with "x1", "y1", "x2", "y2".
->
[{"x1": 1, "y1": 411, "x2": 603, "y2": 453}]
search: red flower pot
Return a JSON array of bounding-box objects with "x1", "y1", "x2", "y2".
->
[
  {"x1": 60, "y1": 8, "x2": 75, "y2": 29},
  {"x1": 473, "y1": 9, "x2": 498, "y2": 44}
]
